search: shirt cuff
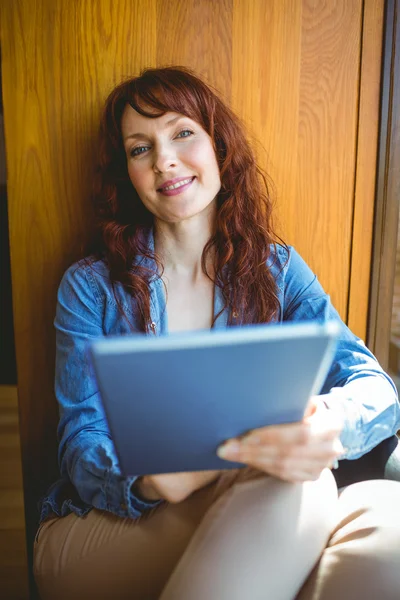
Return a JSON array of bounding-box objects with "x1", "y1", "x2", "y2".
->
[
  {"x1": 130, "y1": 477, "x2": 164, "y2": 511},
  {"x1": 318, "y1": 387, "x2": 363, "y2": 460},
  {"x1": 105, "y1": 472, "x2": 163, "y2": 519}
]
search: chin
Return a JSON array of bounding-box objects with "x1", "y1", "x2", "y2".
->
[
  {"x1": 161, "y1": 203, "x2": 214, "y2": 224},
  {"x1": 150, "y1": 194, "x2": 218, "y2": 224},
  {"x1": 161, "y1": 211, "x2": 202, "y2": 224}
]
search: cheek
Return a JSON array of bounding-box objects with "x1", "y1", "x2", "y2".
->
[
  {"x1": 127, "y1": 165, "x2": 147, "y2": 194},
  {"x1": 188, "y1": 144, "x2": 220, "y2": 183}
]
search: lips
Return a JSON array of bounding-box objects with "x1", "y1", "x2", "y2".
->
[
  {"x1": 157, "y1": 176, "x2": 196, "y2": 197},
  {"x1": 157, "y1": 176, "x2": 195, "y2": 191}
]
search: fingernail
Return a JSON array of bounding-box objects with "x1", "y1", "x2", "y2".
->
[
  {"x1": 217, "y1": 441, "x2": 240, "y2": 459},
  {"x1": 241, "y1": 435, "x2": 260, "y2": 447}
]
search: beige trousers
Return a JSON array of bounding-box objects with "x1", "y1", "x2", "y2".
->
[{"x1": 33, "y1": 468, "x2": 400, "y2": 600}]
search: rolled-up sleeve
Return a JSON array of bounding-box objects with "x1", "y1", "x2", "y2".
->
[
  {"x1": 55, "y1": 263, "x2": 162, "y2": 518},
  {"x1": 282, "y1": 247, "x2": 400, "y2": 459}
]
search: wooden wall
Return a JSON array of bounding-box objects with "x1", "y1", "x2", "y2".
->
[{"x1": 0, "y1": 0, "x2": 384, "y2": 586}]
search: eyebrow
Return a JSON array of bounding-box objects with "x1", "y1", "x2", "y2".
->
[{"x1": 123, "y1": 115, "x2": 185, "y2": 142}]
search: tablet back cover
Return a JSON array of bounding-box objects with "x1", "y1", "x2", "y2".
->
[{"x1": 90, "y1": 322, "x2": 338, "y2": 475}]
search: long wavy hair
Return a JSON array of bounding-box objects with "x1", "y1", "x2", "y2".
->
[{"x1": 90, "y1": 66, "x2": 286, "y2": 331}]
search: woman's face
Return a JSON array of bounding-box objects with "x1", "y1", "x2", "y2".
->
[{"x1": 121, "y1": 105, "x2": 221, "y2": 224}]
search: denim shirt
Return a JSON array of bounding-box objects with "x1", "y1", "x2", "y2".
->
[{"x1": 39, "y1": 237, "x2": 400, "y2": 523}]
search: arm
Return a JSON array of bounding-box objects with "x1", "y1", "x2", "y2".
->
[
  {"x1": 56, "y1": 263, "x2": 219, "y2": 511},
  {"x1": 217, "y1": 247, "x2": 398, "y2": 479},
  {"x1": 282, "y1": 247, "x2": 400, "y2": 459},
  {"x1": 55, "y1": 262, "x2": 162, "y2": 518}
]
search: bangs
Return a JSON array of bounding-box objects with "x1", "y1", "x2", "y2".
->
[{"x1": 118, "y1": 67, "x2": 213, "y2": 132}]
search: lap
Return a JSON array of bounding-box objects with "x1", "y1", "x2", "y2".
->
[
  {"x1": 34, "y1": 474, "x2": 400, "y2": 600},
  {"x1": 35, "y1": 490, "x2": 213, "y2": 599},
  {"x1": 34, "y1": 468, "x2": 263, "y2": 600}
]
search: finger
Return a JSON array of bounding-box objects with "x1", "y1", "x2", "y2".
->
[
  {"x1": 240, "y1": 422, "x2": 313, "y2": 447},
  {"x1": 248, "y1": 450, "x2": 337, "y2": 477},
  {"x1": 286, "y1": 437, "x2": 343, "y2": 460},
  {"x1": 239, "y1": 448, "x2": 340, "y2": 473},
  {"x1": 283, "y1": 469, "x2": 327, "y2": 482},
  {"x1": 230, "y1": 415, "x2": 340, "y2": 450},
  {"x1": 237, "y1": 439, "x2": 342, "y2": 465},
  {"x1": 239, "y1": 425, "x2": 343, "y2": 457},
  {"x1": 218, "y1": 432, "x2": 343, "y2": 464},
  {"x1": 220, "y1": 423, "x2": 343, "y2": 464},
  {"x1": 235, "y1": 453, "x2": 327, "y2": 482},
  {"x1": 304, "y1": 395, "x2": 319, "y2": 418}
]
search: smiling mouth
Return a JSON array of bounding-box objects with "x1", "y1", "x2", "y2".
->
[{"x1": 159, "y1": 177, "x2": 195, "y2": 192}]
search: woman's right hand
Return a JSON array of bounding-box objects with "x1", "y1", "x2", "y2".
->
[{"x1": 136, "y1": 470, "x2": 220, "y2": 503}]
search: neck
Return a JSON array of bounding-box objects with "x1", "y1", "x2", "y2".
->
[{"x1": 154, "y1": 210, "x2": 216, "y2": 280}]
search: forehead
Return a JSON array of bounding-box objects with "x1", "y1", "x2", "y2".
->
[{"x1": 121, "y1": 105, "x2": 190, "y2": 138}]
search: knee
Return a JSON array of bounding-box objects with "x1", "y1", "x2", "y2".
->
[
  {"x1": 237, "y1": 468, "x2": 338, "y2": 538},
  {"x1": 332, "y1": 480, "x2": 400, "y2": 594},
  {"x1": 338, "y1": 479, "x2": 400, "y2": 528},
  {"x1": 336, "y1": 480, "x2": 400, "y2": 553}
]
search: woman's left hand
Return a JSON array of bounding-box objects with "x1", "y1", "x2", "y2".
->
[{"x1": 216, "y1": 396, "x2": 344, "y2": 482}]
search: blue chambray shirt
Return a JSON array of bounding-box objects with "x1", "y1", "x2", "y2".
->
[{"x1": 39, "y1": 236, "x2": 400, "y2": 523}]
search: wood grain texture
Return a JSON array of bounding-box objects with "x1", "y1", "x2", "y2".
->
[
  {"x1": 156, "y1": 0, "x2": 233, "y2": 102},
  {"x1": 232, "y1": 0, "x2": 302, "y2": 233},
  {"x1": 348, "y1": 0, "x2": 385, "y2": 341},
  {"x1": 0, "y1": 1, "x2": 384, "y2": 594},
  {"x1": 295, "y1": 0, "x2": 362, "y2": 318},
  {"x1": 233, "y1": 0, "x2": 362, "y2": 318},
  {"x1": 368, "y1": 0, "x2": 400, "y2": 367},
  {"x1": 0, "y1": 386, "x2": 28, "y2": 599}
]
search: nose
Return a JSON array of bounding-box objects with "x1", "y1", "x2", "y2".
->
[{"x1": 153, "y1": 142, "x2": 178, "y2": 174}]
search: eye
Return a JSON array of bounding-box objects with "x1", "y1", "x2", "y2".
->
[
  {"x1": 129, "y1": 145, "x2": 149, "y2": 158},
  {"x1": 176, "y1": 129, "x2": 194, "y2": 139}
]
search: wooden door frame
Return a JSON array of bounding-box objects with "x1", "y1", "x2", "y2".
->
[{"x1": 368, "y1": 0, "x2": 400, "y2": 369}]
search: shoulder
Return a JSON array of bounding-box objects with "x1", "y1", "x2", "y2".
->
[
  {"x1": 267, "y1": 243, "x2": 305, "y2": 280},
  {"x1": 267, "y1": 243, "x2": 307, "y2": 269},
  {"x1": 58, "y1": 257, "x2": 113, "y2": 307},
  {"x1": 267, "y1": 243, "x2": 289, "y2": 266},
  {"x1": 267, "y1": 244, "x2": 323, "y2": 301},
  {"x1": 58, "y1": 257, "x2": 144, "y2": 324}
]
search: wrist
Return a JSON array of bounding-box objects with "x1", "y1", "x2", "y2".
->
[{"x1": 132, "y1": 477, "x2": 162, "y2": 502}]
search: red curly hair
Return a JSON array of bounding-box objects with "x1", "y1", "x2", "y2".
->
[{"x1": 91, "y1": 66, "x2": 286, "y2": 331}]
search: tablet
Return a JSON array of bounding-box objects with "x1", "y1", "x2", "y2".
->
[{"x1": 89, "y1": 321, "x2": 339, "y2": 476}]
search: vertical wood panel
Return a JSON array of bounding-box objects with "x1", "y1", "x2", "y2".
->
[
  {"x1": 348, "y1": 0, "x2": 385, "y2": 341},
  {"x1": 156, "y1": 0, "x2": 233, "y2": 101},
  {"x1": 232, "y1": 0, "x2": 302, "y2": 232},
  {"x1": 233, "y1": 0, "x2": 362, "y2": 319},
  {"x1": 368, "y1": 0, "x2": 400, "y2": 367},
  {"x1": 295, "y1": 0, "x2": 362, "y2": 318},
  {"x1": 0, "y1": 386, "x2": 28, "y2": 600}
]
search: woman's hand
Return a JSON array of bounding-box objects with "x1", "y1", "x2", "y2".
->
[
  {"x1": 216, "y1": 396, "x2": 344, "y2": 482},
  {"x1": 135, "y1": 470, "x2": 220, "y2": 504}
]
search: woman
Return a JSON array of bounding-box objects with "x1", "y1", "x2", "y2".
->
[{"x1": 34, "y1": 66, "x2": 400, "y2": 599}]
